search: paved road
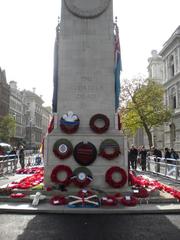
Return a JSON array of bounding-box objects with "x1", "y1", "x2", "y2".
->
[{"x1": 1, "y1": 214, "x2": 180, "y2": 240}]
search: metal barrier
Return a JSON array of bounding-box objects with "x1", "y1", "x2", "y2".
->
[
  {"x1": 0, "y1": 154, "x2": 18, "y2": 176},
  {"x1": 146, "y1": 156, "x2": 180, "y2": 181}
]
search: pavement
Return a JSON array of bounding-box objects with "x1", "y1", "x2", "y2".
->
[{"x1": 0, "y1": 169, "x2": 180, "y2": 214}]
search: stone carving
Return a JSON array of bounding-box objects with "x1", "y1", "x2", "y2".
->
[{"x1": 64, "y1": 0, "x2": 110, "y2": 18}]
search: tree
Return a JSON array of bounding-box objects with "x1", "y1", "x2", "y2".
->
[
  {"x1": 121, "y1": 78, "x2": 172, "y2": 147},
  {"x1": 0, "y1": 115, "x2": 16, "y2": 143}
]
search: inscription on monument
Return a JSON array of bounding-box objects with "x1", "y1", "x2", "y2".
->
[{"x1": 72, "y1": 75, "x2": 103, "y2": 99}]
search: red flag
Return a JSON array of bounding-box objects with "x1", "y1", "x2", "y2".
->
[{"x1": 48, "y1": 115, "x2": 54, "y2": 134}]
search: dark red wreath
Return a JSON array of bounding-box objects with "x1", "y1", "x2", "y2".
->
[
  {"x1": 120, "y1": 196, "x2": 138, "y2": 206},
  {"x1": 71, "y1": 167, "x2": 93, "y2": 188},
  {"x1": 101, "y1": 195, "x2": 118, "y2": 206},
  {"x1": 132, "y1": 187, "x2": 149, "y2": 198},
  {"x1": 50, "y1": 195, "x2": 68, "y2": 205},
  {"x1": 73, "y1": 142, "x2": 97, "y2": 166},
  {"x1": 105, "y1": 166, "x2": 127, "y2": 188},
  {"x1": 99, "y1": 139, "x2": 121, "y2": 160},
  {"x1": 89, "y1": 114, "x2": 110, "y2": 134},
  {"x1": 60, "y1": 114, "x2": 80, "y2": 134},
  {"x1": 53, "y1": 139, "x2": 73, "y2": 159},
  {"x1": 50, "y1": 165, "x2": 72, "y2": 186}
]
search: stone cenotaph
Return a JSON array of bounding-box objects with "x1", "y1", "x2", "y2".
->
[{"x1": 44, "y1": 0, "x2": 128, "y2": 193}]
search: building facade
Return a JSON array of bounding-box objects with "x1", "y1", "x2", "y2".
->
[
  {"x1": 9, "y1": 81, "x2": 27, "y2": 146},
  {"x1": 0, "y1": 68, "x2": 10, "y2": 118},
  {"x1": 22, "y1": 88, "x2": 44, "y2": 149},
  {"x1": 147, "y1": 26, "x2": 180, "y2": 151}
]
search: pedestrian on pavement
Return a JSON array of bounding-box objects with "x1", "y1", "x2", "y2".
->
[
  {"x1": 10, "y1": 147, "x2": 17, "y2": 157},
  {"x1": 128, "y1": 145, "x2": 138, "y2": 170},
  {"x1": 139, "y1": 145, "x2": 147, "y2": 171},
  {"x1": 164, "y1": 147, "x2": 171, "y2": 163},
  {"x1": 170, "y1": 148, "x2": 179, "y2": 160},
  {"x1": 151, "y1": 146, "x2": 162, "y2": 173},
  {"x1": 19, "y1": 145, "x2": 25, "y2": 169},
  {"x1": 164, "y1": 147, "x2": 172, "y2": 173}
]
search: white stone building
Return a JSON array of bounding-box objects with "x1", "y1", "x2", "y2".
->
[
  {"x1": 9, "y1": 81, "x2": 27, "y2": 146},
  {"x1": 147, "y1": 26, "x2": 180, "y2": 151}
]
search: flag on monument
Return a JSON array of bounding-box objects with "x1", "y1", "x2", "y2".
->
[
  {"x1": 52, "y1": 22, "x2": 60, "y2": 113},
  {"x1": 114, "y1": 21, "x2": 122, "y2": 112}
]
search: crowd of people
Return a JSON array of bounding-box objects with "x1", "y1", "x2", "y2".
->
[
  {"x1": 128, "y1": 144, "x2": 179, "y2": 172},
  {"x1": 9, "y1": 145, "x2": 42, "y2": 169}
]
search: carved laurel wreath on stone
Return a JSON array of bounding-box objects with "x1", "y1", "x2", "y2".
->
[{"x1": 64, "y1": 0, "x2": 110, "y2": 18}]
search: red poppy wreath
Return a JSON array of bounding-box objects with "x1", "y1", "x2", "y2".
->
[
  {"x1": 71, "y1": 167, "x2": 93, "y2": 188},
  {"x1": 105, "y1": 166, "x2": 127, "y2": 188},
  {"x1": 50, "y1": 165, "x2": 73, "y2": 186},
  {"x1": 89, "y1": 113, "x2": 110, "y2": 134},
  {"x1": 53, "y1": 139, "x2": 73, "y2": 159},
  {"x1": 73, "y1": 142, "x2": 97, "y2": 166},
  {"x1": 99, "y1": 139, "x2": 121, "y2": 160},
  {"x1": 60, "y1": 111, "x2": 80, "y2": 134}
]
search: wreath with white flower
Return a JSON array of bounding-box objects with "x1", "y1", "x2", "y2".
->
[
  {"x1": 99, "y1": 139, "x2": 121, "y2": 160},
  {"x1": 60, "y1": 111, "x2": 80, "y2": 134},
  {"x1": 89, "y1": 113, "x2": 110, "y2": 134},
  {"x1": 105, "y1": 166, "x2": 127, "y2": 188},
  {"x1": 50, "y1": 165, "x2": 72, "y2": 186},
  {"x1": 53, "y1": 139, "x2": 73, "y2": 159},
  {"x1": 71, "y1": 167, "x2": 93, "y2": 188}
]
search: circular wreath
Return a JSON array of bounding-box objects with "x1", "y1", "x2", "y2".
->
[
  {"x1": 73, "y1": 142, "x2": 97, "y2": 166},
  {"x1": 53, "y1": 139, "x2": 73, "y2": 159},
  {"x1": 105, "y1": 166, "x2": 127, "y2": 188},
  {"x1": 60, "y1": 112, "x2": 80, "y2": 134},
  {"x1": 132, "y1": 187, "x2": 149, "y2": 198},
  {"x1": 101, "y1": 195, "x2": 118, "y2": 206},
  {"x1": 89, "y1": 113, "x2": 110, "y2": 134},
  {"x1": 71, "y1": 167, "x2": 93, "y2": 188},
  {"x1": 99, "y1": 139, "x2": 121, "y2": 160},
  {"x1": 50, "y1": 195, "x2": 68, "y2": 205},
  {"x1": 50, "y1": 165, "x2": 73, "y2": 186},
  {"x1": 120, "y1": 196, "x2": 138, "y2": 207}
]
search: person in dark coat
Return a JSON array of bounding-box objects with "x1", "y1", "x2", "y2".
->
[
  {"x1": 139, "y1": 146, "x2": 147, "y2": 171},
  {"x1": 19, "y1": 145, "x2": 25, "y2": 169},
  {"x1": 151, "y1": 146, "x2": 162, "y2": 172},
  {"x1": 164, "y1": 147, "x2": 171, "y2": 163},
  {"x1": 128, "y1": 145, "x2": 138, "y2": 170}
]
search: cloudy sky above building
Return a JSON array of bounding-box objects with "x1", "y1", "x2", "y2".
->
[{"x1": 0, "y1": 0, "x2": 179, "y2": 106}]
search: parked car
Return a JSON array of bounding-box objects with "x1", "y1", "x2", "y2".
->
[{"x1": 0, "y1": 143, "x2": 13, "y2": 160}]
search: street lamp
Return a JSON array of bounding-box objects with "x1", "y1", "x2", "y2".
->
[{"x1": 29, "y1": 119, "x2": 32, "y2": 150}]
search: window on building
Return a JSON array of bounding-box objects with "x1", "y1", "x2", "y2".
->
[
  {"x1": 169, "y1": 87, "x2": 177, "y2": 109},
  {"x1": 173, "y1": 96, "x2": 176, "y2": 109},
  {"x1": 169, "y1": 55, "x2": 175, "y2": 77}
]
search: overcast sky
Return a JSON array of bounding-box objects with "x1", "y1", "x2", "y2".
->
[{"x1": 0, "y1": 0, "x2": 179, "y2": 106}]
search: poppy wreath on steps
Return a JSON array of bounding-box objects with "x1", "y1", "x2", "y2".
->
[
  {"x1": 89, "y1": 113, "x2": 110, "y2": 134},
  {"x1": 50, "y1": 165, "x2": 73, "y2": 186},
  {"x1": 53, "y1": 139, "x2": 73, "y2": 160},
  {"x1": 105, "y1": 166, "x2": 127, "y2": 188},
  {"x1": 132, "y1": 186, "x2": 149, "y2": 198},
  {"x1": 60, "y1": 111, "x2": 80, "y2": 134},
  {"x1": 71, "y1": 167, "x2": 93, "y2": 188},
  {"x1": 99, "y1": 139, "x2": 121, "y2": 160},
  {"x1": 120, "y1": 196, "x2": 138, "y2": 207},
  {"x1": 73, "y1": 142, "x2": 97, "y2": 166}
]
